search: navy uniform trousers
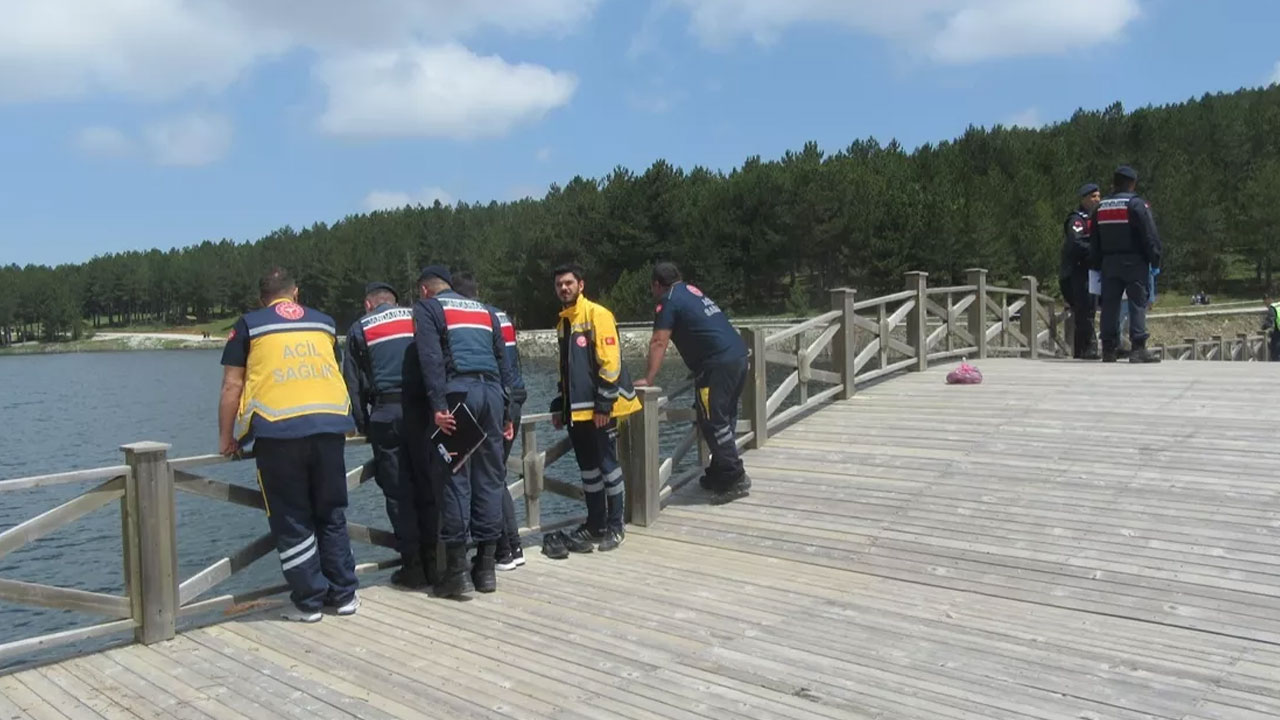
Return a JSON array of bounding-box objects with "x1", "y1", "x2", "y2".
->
[
  {"x1": 1100, "y1": 255, "x2": 1150, "y2": 351},
  {"x1": 436, "y1": 376, "x2": 506, "y2": 547},
  {"x1": 365, "y1": 402, "x2": 420, "y2": 555},
  {"x1": 696, "y1": 357, "x2": 748, "y2": 489},
  {"x1": 254, "y1": 433, "x2": 358, "y2": 612},
  {"x1": 568, "y1": 419, "x2": 624, "y2": 534},
  {"x1": 498, "y1": 400, "x2": 523, "y2": 555}
]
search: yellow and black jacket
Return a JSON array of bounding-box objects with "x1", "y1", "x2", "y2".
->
[
  {"x1": 550, "y1": 295, "x2": 641, "y2": 424},
  {"x1": 223, "y1": 299, "x2": 354, "y2": 444}
]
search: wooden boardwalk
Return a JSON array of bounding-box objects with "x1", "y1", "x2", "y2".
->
[{"x1": 4, "y1": 358, "x2": 1280, "y2": 720}]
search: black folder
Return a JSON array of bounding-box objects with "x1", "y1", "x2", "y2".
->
[{"x1": 431, "y1": 402, "x2": 488, "y2": 474}]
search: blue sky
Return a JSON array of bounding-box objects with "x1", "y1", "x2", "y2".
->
[{"x1": 1, "y1": 0, "x2": 1278, "y2": 267}]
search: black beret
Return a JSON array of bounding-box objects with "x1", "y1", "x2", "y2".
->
[
  {"x1": 1115, "y1": 165, "x2": 1138, "y2": 181},
  {"x1": 417, "y1": 265, "x2": 452, "y2": 285},
  {"x1": 364, "y1": 282, "x2": 398, "y2": 301},
  {"x1": 1077, "y1": 182, "x2": 1100, "y2": 197}
]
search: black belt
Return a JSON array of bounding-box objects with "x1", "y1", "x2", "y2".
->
[{"x1": 374, "y1": 392, "x2": 402, "y2": 404}]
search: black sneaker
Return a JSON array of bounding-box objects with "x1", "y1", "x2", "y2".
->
[
  {"x1": 541, "y1": 532, "x2": 569, "y2": 560},
  {"x1": 564, "y1": 525, "x2": 601, "y2": 554},
  {"x1": 510, "y1": 544, "x2": 526, "y2": 567},
  {"x1": 597, "y1": 527, "x2": 625, "y2": 552},
  {"x1": 495, "y1": 552, "x2": 518, "y2": 571},
  {"x1": 710, "y1": 474, "x2": 752, "y2": 506}
]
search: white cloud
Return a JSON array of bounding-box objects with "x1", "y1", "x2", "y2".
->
[
  {"x1": 535, "y1": 147, "x2": 553, "y2": 162},
  {"x1": 931, "y1": 1, "x2": 1140, "y2": 63},
  {"x1": 1271, "y1": 61, "x2": 1280, "y2": 86},
  {"x1": 0, "y1": 1, "x2": 596, "y2": 142},
  {"x1": 74, "y1": 125, "x2": 135, "y2": 158},
  {"x1": 1007, "y1": 107, "x2": 1041, "y2": 129},
  {"x1": 317, "y1": 44, "x2": 578, "y2": 139},
  {"x1": 143, "y1": 114, "x2": 233, "y2": 166},
  {"x1": 666, "y1": 0, "x2": 1141, "y2": 64},
  {"x1": 363, "y1": 186, "x2": 454, "y2": 211}
]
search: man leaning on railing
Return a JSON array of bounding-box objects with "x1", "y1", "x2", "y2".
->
[{"x1": 217, "y1": 266, "x2": 360, "y2": 623}]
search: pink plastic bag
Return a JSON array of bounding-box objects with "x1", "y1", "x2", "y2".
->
[{"x1": 946, "y1": 362, "x2": 983, "y2": 385}]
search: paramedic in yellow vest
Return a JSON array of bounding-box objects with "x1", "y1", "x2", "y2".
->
[
  {"x1": 1263, "y1": 296, "x2": 1280, "y2": 361},
  {"x1": 217, "y1": 267, "x2": 359, "y2": 623},
  {"x1": 547, "y1": 263, "x2": 640, "y2": 555}
]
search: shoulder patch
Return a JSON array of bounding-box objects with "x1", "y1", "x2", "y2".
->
[
  {"x1": 605, "y1": 336, "x2": 616, "y2": 346},
  {"x1": 1071, "y1": 219, "x2": 1085, "y2": 232},
  {"x1": 227, "y1": 328, "x2": 237, "y2": 341},
  {"x1": 686, "y1": 285, "x2": 703, "y2": 297},
  {"x1": 576, "y1": 336, "x2": 588, "y2": 348},
  {"x1": 275, "y1": 302, "x2": 304, "y2": 320},
  {"x1": 655, "y1": 304, "x2": 663, "y2": 315}
]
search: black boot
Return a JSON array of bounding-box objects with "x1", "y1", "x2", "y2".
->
[
  {"x1": 1129, "y1": 343, "x2": 1161, "y2": 364},
  {"x1": 391, "y1": 552, "x2": 428, "y2": 589},
  {"x1": 433, "y1": 545, "x2": 473, "y2": 598},
  {"x1": 472, "y1": 542, "x2": 497, "y2": 593},
  {"x1": 710, "y1": 473, "x2": 752, "y2": 505},
  {"x1": 420, "y1": 541, "x2": 440, "y2": 587},
  {"x1": 1101, "y1": 347, "x2": 1118, "y2": 363}
]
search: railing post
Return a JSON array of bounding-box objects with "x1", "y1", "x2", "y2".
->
[
  {"x1": 120, "y1": 442, "x2": 177, "y2": 644},
  {"x1": 966, "y1": 269, "x2": 989, "y2": 359},
  {"x1": 1237, "y1": 333, "x2": 1249, "y2": 361},
  {"x1": 1021, "y1": 276, "x2": 1040, "y2": 359},
  {"x1": 905, "y1": 272, "x2": 928, "y2": 371},
  {"x1": 741, "y1": 328, "x2": 768, "y2": 449},
  {"x1": 520, "y1": 423, "x2": 542, "y2": 531},
  {"x1": 830, "y1": 288, "x2": 857, "y2": 400},
  {"x1": 1264, "y1": 334, "x2": 1272, "y2": 363},
  {"x1": 621, "y1": 386, "x2": 661, "y2": 527},
  {"x1": 1186, "y1": 337, "x2": 1200, "y2": 361},
  {"x1": 1157, "y1": 343, "x2": 1166, "y2": 361},
  {"x1": 1213, "y1": 335, "x2": 1225, "y2": 361}
]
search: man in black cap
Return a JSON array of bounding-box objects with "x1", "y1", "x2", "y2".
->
[
  {"x1": 1060, "y1": 183, "x2": 1102, "y2": 359},
  {"x1": 342, "y1": 281, "x2": 431, "y2": 588},
  {"x1": 411, "y1": 265, "x2": 514, "y2": 597},
  {"x1": 1089, "y1": 165, "x2": 1163, "y2": 363}
]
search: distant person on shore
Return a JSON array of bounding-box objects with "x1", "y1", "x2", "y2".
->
[
  {"x1": 217, "y1": 267, "x2": 359, "y2": 622},
  {"x1": 1089, "y1": 165, "x2": 1163, "y2": 363},
  {"x1": 453, "y1": 272, "x2": 528, "y2": 572},
  {"x1": 546, "y1": 263, "x2": 639, "y2": 556},
  {"x1": 1059, "y1": 183, "x2": 1102, "y2": 359},
  {"x1": 635, "y1": 262, "x2": 752, "y2": 503},
  {"x1": 1263, "y1": 296, "x2": 1280, "y2": 360},
  {"x1": 412, "y1": 265, "x2": 514, "y2": 597},
  {"x1": 341, "y1": 281, "x2": 430, "y2": 589}
]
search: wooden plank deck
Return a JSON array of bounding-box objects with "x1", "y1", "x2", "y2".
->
[{"x1": 4, "y1": 358, "x2": 1280, "y2": 719}]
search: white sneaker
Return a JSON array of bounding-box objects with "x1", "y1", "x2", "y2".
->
[
  {"x1": 335, "y1": 593, "x2": 360, "y2": 616},
  {"x1": 282, "y1": 607, "x2": 322, "y2": 623}
]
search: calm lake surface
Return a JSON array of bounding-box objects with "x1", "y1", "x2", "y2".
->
[{"x1": 0, "y1": 349, "x2": 698, "y2": 653}]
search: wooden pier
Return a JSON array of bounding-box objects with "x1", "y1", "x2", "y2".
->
[{"x1": 2, "y1": 271, "x2": 1278, "y2": 718}]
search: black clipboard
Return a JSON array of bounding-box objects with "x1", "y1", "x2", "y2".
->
[{"x1": 431, "y1": 402, "x2": 488, "y2": 474}]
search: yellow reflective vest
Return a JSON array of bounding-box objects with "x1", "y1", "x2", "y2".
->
[
  {"x1": 228, "y1": 299, "x2": 354, "y2": 443},
  {"x1": 551, "y1": 295, "x2": 641, "y2": 424}
]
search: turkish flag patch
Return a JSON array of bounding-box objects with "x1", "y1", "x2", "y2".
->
[
  {"x1": 655, "y1": 304, "x2": 663, "y2": 314},
  {"x1": 1072, "y1": 220, "x2": 1085, "y2": 232},
  {"x1": 605, "y1": 337, "x2": 616, "y2": 346},
  {"x1": 227, "y1": 328, "x2": 237, "y2": 341}
]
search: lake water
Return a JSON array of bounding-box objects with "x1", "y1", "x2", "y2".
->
[{"x1": 0, "y1": 349, "x2": 699, "y2": 655}]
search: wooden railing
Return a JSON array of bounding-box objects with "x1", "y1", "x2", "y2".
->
[
  {"x1": 4, "y1": 266, "x2": 1267, "y2": 666},
  {"x1": 1151, "y1": 333, "x2": 1271, "y2": 362}
]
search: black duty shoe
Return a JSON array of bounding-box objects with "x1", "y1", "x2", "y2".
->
[
  {"x1": 698, "y1": 474, "x2": 715, "y2": 491},
  {"x1": 597, "y1": 527, "x2": 626, "y2": 552},
  {"x1": 433, "y1": 546, "x2": 474, "y2": 599},
  {"x1": 391, "y1": 554, "x2": 428, "y2": 589},
  {"x1": 1102, "y1": 351, "x2": 1118, "y2": 363},
  {"x1": 1080, "y1": 349, "x2": 1101, "y2": 360},
  {"x1": 472, "y1": 542, "x2": 497, "y2": 593},
  {"x1": 564, "y1": 525, "x2": 601, "y2": 554},
  {"x1": 541, "y1": 532, "x2": 569, "y2": 560},
  {"x1": 709, "y1": 474, "x2": 752, "y2": 506},
  {"x1": 1129, "y1": 348, "x2": 1161, "y2": 364}
]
